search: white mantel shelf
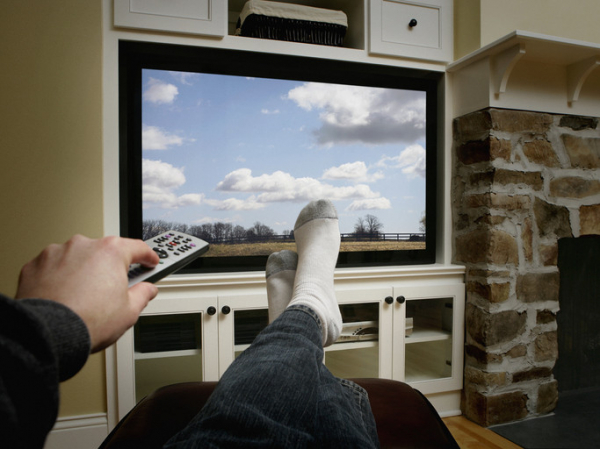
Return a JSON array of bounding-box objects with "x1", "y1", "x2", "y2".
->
[{"x1": 448, "y1": 31, "x2": 600, "y2": 118}]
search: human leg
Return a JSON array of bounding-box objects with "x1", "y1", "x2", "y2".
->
[
  {"x1": 265, "y1": 250, "x2": 297, "y2": 323},
  {"x1": 288, "y1": 199, "x2": 343, "y2": 347},
  {"x1": 164, "y1": 200, "x2": 378, "y2": 448},
  {"x1": 164, "y1": 306, "x2": 324, "y2": 448},
  {"x1": 164, "y1": 306, "x2": 378, "y2": 448}
]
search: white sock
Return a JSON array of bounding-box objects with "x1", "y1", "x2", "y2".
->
[
  {"x1": 288, "y1": 199, "x2": 342, "y2": 347},
  {"x1": 266, "y1": 250, "x2": 298, "y2": 323}
]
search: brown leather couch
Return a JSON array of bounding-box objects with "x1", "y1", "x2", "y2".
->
[{"x1": 100, "y1": 378, "x2": 459, "y2": 448}]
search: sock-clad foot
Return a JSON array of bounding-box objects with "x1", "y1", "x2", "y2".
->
[
  {"x1": 288, "y1": 199, "x2": 342, "y2": 347},
  {"x1": 266, "y1": 250, "x2": 298, "y2": 323}
]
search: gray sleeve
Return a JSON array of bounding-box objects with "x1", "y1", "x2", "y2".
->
[
  {"x1": 18, "y1": 298, "x2": 91, "y2": 381},
  {"x1": 0, "y1": 294, "x2": 91, "y2": 447}
]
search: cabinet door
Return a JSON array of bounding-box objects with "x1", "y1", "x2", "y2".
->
[
  {"x1": 114, "y1": 0, "x2": 227, "y2": 37},
  {"x1": 217, "y1": 293, "x2": 269, "y2": 376},
  {"x1": 132, "y1": 295, "x2": 219, "y2": 403},
  {"x1": 369, "y1": 0, "x2": 453, "y2": 62},
  {"x1": 324, "y1": 288, "x2": 393, "y2": 379},
  {"x1": 392, "y1": 284, "x2": 464, "y2": 394}
]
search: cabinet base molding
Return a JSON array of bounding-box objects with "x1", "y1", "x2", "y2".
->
[
  {"x1": 44, "y1": 413, "x2": 108, "y2": 449},
  {"x1": 424, "y1": 390, "x2": 462, "y2": 418}
]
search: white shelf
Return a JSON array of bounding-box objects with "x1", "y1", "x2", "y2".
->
[
  {"x1": 448, "y1": 30, "x2": 600, "y2": 72},
  {"x1": 134, "y1": 349, "x2": 201, "y2": 360},
  {"x1": 405, "y1": 370, "x2": 450, "y2": 384},
  {"x1": 234, "y1": 344, "x2": 251, "y2": 353},
  {"x1": 327, "y1": 340, "x2": 378, "y2": 352},
  {"x1": 405, "y1": 326, "x2": 451, "y2": 344},
  {"x1": 448, "y1": 30, "x2": 600, "y2": 117}
]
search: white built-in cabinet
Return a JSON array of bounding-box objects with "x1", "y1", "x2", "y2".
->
[
  {"x1": 111, "y1": 0, "x2": 462, "y2": 420},
  {"x1": 121, "y1": 278, "x2": 464, "y2": 415},
  {"x1": 113, "y1": 0, "x2": 453, "y2": 62},
  {"x1": 114, "y1": 0, "x2": 227, "y2": 36},
  {"x1": 369, "y1": 0, "x2": 453, "y2": 62}
]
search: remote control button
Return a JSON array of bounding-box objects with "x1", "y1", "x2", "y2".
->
[{"x1": 153, "y1": 248, "x2": 169, "y2": 259}]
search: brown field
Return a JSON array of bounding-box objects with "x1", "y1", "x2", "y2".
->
[{"x1": 204, "y1": 241, "x2": 426, "y2": 257}]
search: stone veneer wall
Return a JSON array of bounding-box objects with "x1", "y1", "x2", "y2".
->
[{"x1": 453, "y1": 108, "x2": 600, "y2": 426}]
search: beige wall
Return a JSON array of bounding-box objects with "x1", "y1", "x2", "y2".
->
[
  {"x1": 480, "y1": 0, "x2": 600, "y2": 47},
  {"x1": 0, "y1": 1, "x2": 105, "y2": 416},
  {"x1": 454, "y1": 0, "x2": 600, "y2": 60},
  {"x1": 454, "y1": 0, "x2": 481, "y2": 61}
]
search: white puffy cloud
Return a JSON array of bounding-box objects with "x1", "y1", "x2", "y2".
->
[
  {"x1": 322, "y1": 161, "x2": 384, "y2": 183},
  {"x1": 142, "y1": 125, "x2": 184, "y2": 150},
  {"x1": 377, "y1": 144, "x2": 426, "y2": 178},
  {"x1": 169, "y1": 71, "x2": 199, "y2": 85},
  {"x1": 216, "y1": 168, "x2": 386, "y2": 204},
  {"x1": 142, "y1": 159, "x2": 203, "y2": 209},
  {"x1": 346, "y1": 198, "x2": 392, "y2": 211},
  {"x1": 204, "y1": 196, "x2": 266, "y2": 211},
  {"x1": 288, "y1": 83, "x2": 375, "y2": 126},
  {"x1": 287, "y1": 82, "x2": 426, "y2": 146},
  {"x1": 143, "y1": 78, "x2": 179, "y2": 104},
  {"x1": 323, "y1": 161, "x2": 367, "y2": 180}
]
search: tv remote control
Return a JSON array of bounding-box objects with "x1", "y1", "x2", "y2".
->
[{"x1": 128, "y1": 231, "x2": 209, "y2": 287}]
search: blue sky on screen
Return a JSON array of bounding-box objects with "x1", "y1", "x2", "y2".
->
[{"x1": 141, "y1": 69, "x2": 426, "y2": 235}]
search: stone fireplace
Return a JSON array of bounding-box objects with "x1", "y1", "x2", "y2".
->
[{"x1": 452, "y1": 108, "x2": 600, "y2": 426}]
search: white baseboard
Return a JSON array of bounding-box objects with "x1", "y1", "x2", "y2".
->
[{"x1": 44, "y1": 413, "x2": 108, "y2": 449}]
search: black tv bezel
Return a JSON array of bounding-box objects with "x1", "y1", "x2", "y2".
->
[{"x1": 119, "y1": 40, "x2": 439, "y2": 273}]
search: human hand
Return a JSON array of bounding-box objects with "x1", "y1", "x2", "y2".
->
[{"x1": 15, "y1": 235, "x2": 159, "y2": 353}]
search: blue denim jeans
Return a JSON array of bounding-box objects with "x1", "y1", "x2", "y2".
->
[{"x1": 164, "y1": 305, "x2": 380, "y2": 448}]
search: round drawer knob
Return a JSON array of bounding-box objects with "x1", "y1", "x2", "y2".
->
[
  {"x1": 385, "y1": 296, "x2": 394, "y2": 304},
  {"x1": 222, "y1": 305, "x2": 231, "y2": 315},
  {"x1": 207, "y1": 306, "x2": 216, "y2": 316},
  {"x1": 409, "y1": 19, "x2": 418, "y2": 27},
  {"x1": 396, "y1": 296, "x2": 406, "y2": 304}
]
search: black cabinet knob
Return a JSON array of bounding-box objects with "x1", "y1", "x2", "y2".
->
[
  {"x1": 396, "y1": 296, "x2": 406, "y2": 304},
  {"x1": 222, "y1": 305, "x2": 231, "y2": 315},
  {"x1": 385, "y1": 296, "x2": 394, "y2": 304},
  {"x1": 207, "y1": 306, "x2": 216, "y2": 316},
  {"x1": 409, "y1": 19, "x2": 418, "y2": 27}
]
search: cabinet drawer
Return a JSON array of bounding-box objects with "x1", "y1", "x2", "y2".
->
[
  {"x1": 369, "y1": 0, "x2": 452, "y2": 62},
  {"x1": 114, "y1": 0, "x2": 226, "y2": 37}
]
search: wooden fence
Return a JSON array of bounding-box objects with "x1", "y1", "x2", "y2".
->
[{"x1": 203, "y1": 233, "x2": 425, "y2": 244}]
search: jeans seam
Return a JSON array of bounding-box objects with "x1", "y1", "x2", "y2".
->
[
  {"x1": 287, "y1": 304, "x2": 322, "y2": 331},
  {"x1": 339, "y1": 379, "x2": 373, "y2": 430}
]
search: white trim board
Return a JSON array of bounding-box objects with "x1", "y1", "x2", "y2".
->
[{"x1": 43, "y1": 414, "x2": 108, "y2": 449}]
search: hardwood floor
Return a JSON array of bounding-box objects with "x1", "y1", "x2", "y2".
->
[{"x1": 442, "y1": 416, "x2": 523, "y2": 449}]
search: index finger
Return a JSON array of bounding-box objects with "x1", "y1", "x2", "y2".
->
[{"x1": 120, "y1": 237, "x2": 160, "y2": 268}]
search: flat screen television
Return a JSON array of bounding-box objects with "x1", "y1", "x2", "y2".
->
[{"x1": 119, "y1": 41, "x2": 439, "y2": 273}]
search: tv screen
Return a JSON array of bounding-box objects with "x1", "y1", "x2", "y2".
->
[{"x1": 119, "y1": 41, "x2": 438, "y2": 272}]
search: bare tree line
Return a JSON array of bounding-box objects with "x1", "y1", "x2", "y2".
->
[
  {"x1": 143, "y1": 219, "x2": 284, "y2": 243},
  {"x1": 143, "y1": 212, "x2": 425, "y2": 244}
]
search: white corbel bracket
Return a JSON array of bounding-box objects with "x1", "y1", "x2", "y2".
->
[
  {"x1": 491, "y1": 44, "x2": 527, "y2": 95},
  {"x1": 567, "y1": 56, "x2": 600, "y2": 103}
]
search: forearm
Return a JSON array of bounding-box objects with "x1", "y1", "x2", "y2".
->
[{"x1": 0, "y1": 294, "x2": 90, "y2": 448}]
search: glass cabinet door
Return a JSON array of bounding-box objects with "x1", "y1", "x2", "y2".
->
[
  {"x1": 131, "y1": 294, "x2": 219, "y2": 402},
  {"x1": 217, "y1": 293, "x2": 269, "y2": 375},
  {"x1": 233, "y1": 308, "x2": 269, "y2": 358},
  {"x1": 134, "y1": 313, "x2": 205, "y2": 401},
  {"x1": 324, "y1": 288, "x2": 393, "y2": 379},
  {"x1": 393, "y1": 284, "x2": 464, "y2": 394},
  {"x1": 404, "y1": 297, "x2": 453, "y2": 383}
]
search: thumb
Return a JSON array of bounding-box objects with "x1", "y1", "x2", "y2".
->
[{"x1": 128, "y1": 282, "x2": 159, "y2": 316}]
